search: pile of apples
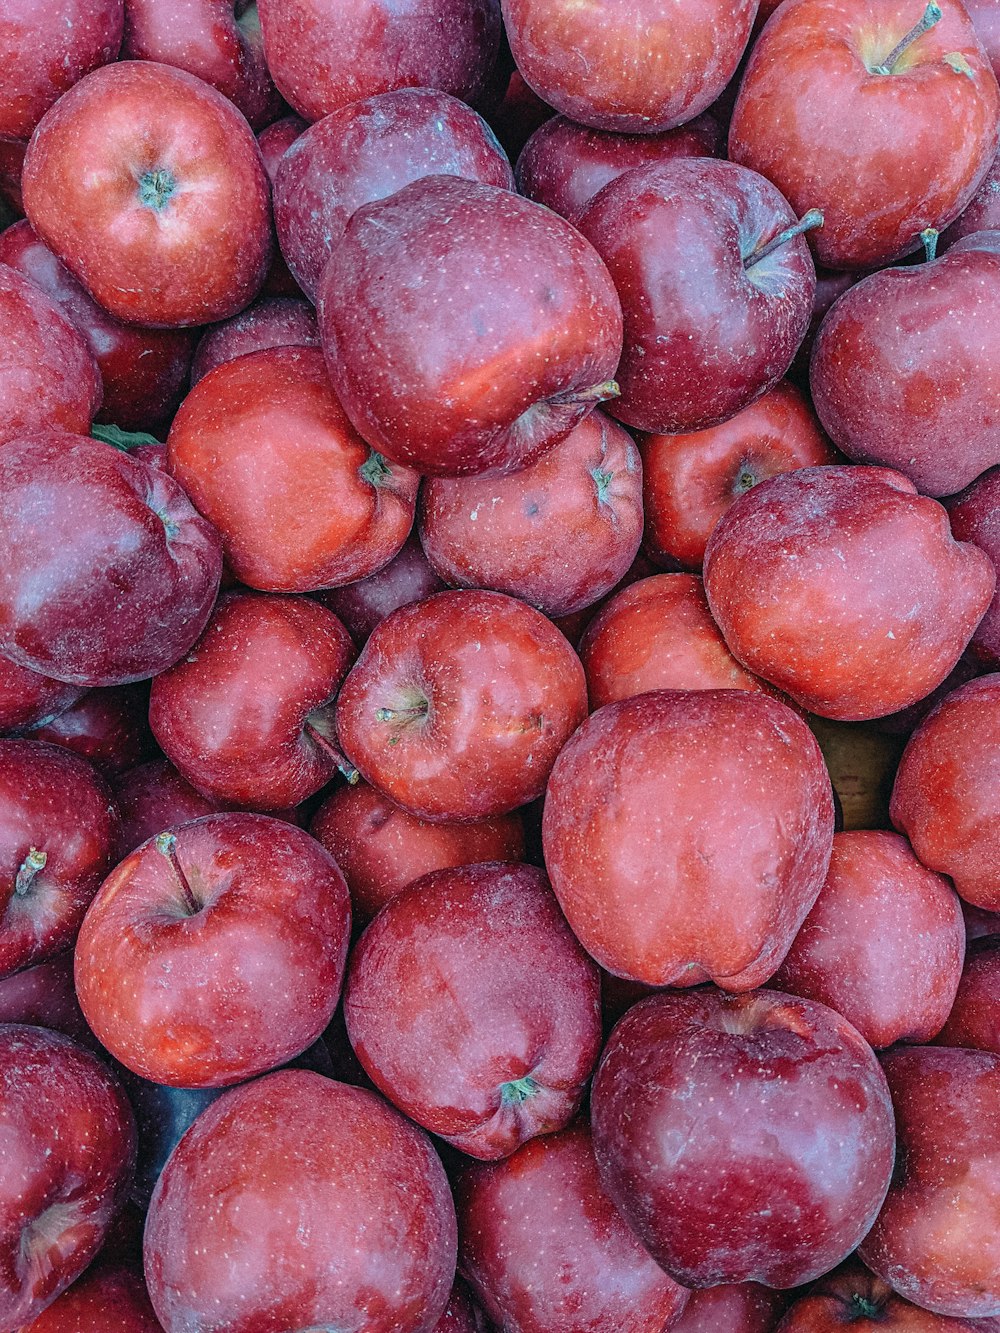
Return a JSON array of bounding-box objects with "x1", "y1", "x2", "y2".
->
[{"x1": 5, "y1": 0, "x2": 1000, "y2": 1329}]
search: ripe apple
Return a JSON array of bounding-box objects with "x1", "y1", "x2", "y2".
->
[
  {"x1": 773, "y1": 1256, "x2": 976, "y2": 1330},
  {"x1": 316, "y1": 531, "x2": 446, "y2": 645},
  {"x1": 0, "y1": 658, "x2": 81, "y2": 733},
  {"x1": 942, "y1": 154, "x2": 1000, "y2": 247},
  {"x1": 190, "y1": 295, "x2": 318, "y2": 384},
  {"x1": 947, "y1": 467, "x2": 1000, "y2": 665},
  {"x1": 19, "y1": 1263, "x2": 161, "y2": 1333},
  {"x1": 673, "y1": 1284, "x2": 789, "y2": 1333},
  {"x1": 933, "y1": 936, "x2": 1000, "y2": 1055},
  {"x1": 24, "y1": 684, "x2": 154, "y2": 776},
  {"x1": 0, "y1": 954, "x2": 90, "y2": 1044}
]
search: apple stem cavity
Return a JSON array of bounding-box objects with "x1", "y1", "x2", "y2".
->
[
  {"x1": 303, "y1": 721, "x2": 360, "y2": 784},
  {"x1": 14, "y1": 848, "x2": 47, "y2": 897},
  {"x1": 154, "y1": 832, "x2": 201, "y2": 917},
  {"x1": 500, "y1": 1075, "x2": 539, "y2": 1105},
  {"x1": 921, "y1": 227, "x2": 940, "y2": 261},
  {"x1": 137, "y1": 167, "x2": 178, "y2": 213},
  {"x1": 744, "y1": 210, "x2": 824, "y2": 269},
  {"x1": 871, "y1": 3, "x2": 942, "y2": 74}
]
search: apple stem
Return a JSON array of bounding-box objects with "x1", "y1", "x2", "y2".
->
[
  {"x1": 920, "y1": 227, "x2": 940, "y2": 261},
  {"x1": 154, "y1": 832, "x2": 200, "y2": 916},
  {"x1": 14, "y1": 848, "x2": 46, "y2": 897},
  {"x1": 554, "y1": 380, "x2": 620, "y2": 407},
  {"x1": 374, "y1": 703, "x2": 428, "y2": 723},
  {"x1": 359, "y1": 450, "x2": 393, "y2": 488},
  {"x1": 872, "y1": 3, "x2": 942, "y2": 74},
  {"x1": 303, "y1": 722, "x2": 360, "y2": 784},
  {"x1": 849, "y1": 1296, "x2": 882, "y2": 1319},
  {"x1": 91, "y1": 424, "x2": 162, "y2": 452},
  {"x1": 744, "y1": 210, "x2": 824, "y2": 268}
]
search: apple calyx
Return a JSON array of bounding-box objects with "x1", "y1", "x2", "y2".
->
[
  {"x1": 733, "y1": 463, "x2": 760, "y2": 496},
  {"x1": 744, "y1": 210, "x2": 824, "y2": 269},
  {"x1": 155, "y1": 831, "x2": 202, "y2": 917},
  {"x1": 870, "y1": 3, "x2": 942, "y2": 75},
  {"x1": 920, "y1": 227, "x2": 940, "y2": 261},
  {"x1": 591, "y1": 466, "x2": 615, "y2": 505},
  {"x1": 303, "y1": 719, "x2": 359, "y2": 784},
  {"x1": 138, "y1": 167, "x2": 177, "y2": 213},
  {"x1": 847, "y1": 1294, "x2": 882, "y2": 1319},
  {"x1": 359, "y1": 450, "x2": 394, "y2": 488},
  {"x1": 14, "y1": 847, "x2": 47, "y2": 897},
  {"x1": 500, "y1": 1074, "x2": 539, "y2": 1104}
]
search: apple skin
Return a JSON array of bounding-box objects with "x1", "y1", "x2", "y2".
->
[
  {"x1": 501, "y1": 0, "x2": 757, "y2": 133},
  {"x1": 21, "y1": 1264, "x2": 161, "y2": 1333},
  {"x1": 966, "y1": 0, "x2": 1000, "y2": 83},
  {"x1": 516, "y1": 111, "x2": 722, "y2": 222},
  {"x1": 773, "y1": 1256, "x2": 984, "y2": 1330},
  {"x1": 542, "y1": 689, "x2": 834, "y2": 988},
  {"x1": 335, "y1": 589, "x2": 588, "y2": 822},
  {"x1": 121, "y1": 0, "x2": 283, "y2": 130},
  {"x1": 673, "y1": 1284, "x2": 789, "y2": 1333},
  {"x1": 315, "y1": 530, "x2": 447, "y2": 645},
  {"x1": 947, "y1": 468, "x2": 1000, "y2": 666},
  {"x1": 191, "y1": 296, "x2": 317, "y2": 385},
  {"x1": 575, "y1": 158, "x2": 816, "y2": 435},
  {"x1": 149, "y1": 591, "x2": 356, "y2": 810},
  {"x1": 75, "y1": 812, "x2": 351, "y2": 1087},
  {"x1": 434, "y1": 1283, "x2": 489, "y2": 1333},
  {"x1": 810, "y1": 234, "x2": 1000, "y2": 498},
  {"x1": 963, "y1": 901, "x2": 1000, "y2": 942},
  {"x1": 579, "y1": 574, "x2": 774, "y2": 710},
  {"x1": 275, "y1": 87, "x2": 514, "y2": 302},
  {"x1": 772, "y1": 830, "x2": 966, "y2": 1049},
  {"x1": 591, "y1": 988, "x2": 896, "y2": 1289},
  {"x1": 0, "y1": 1024, "x2": 136, "y2": 1331},
  {"x1": 859, "y1": 1045, "x2": 1000, "y2": 1319},
  {"x1": 0, "y1": 954, "x2": 91, "y2": 1045},
  {"x1": 24, "y1": 684, "x2": 155, "y2": 777},
  {"x1": 0, "y1": 263, "x2": 101, "y2": 445},
  {"x1": 729, "y1": 0, "x2": 1000, "y2": 271},
  {"x1": 933, "y1": 937, "x2": 1000, "y2": 1055},
  {"x1": 344, "y1": 862, "x2": 602, "y2": 1159},
  {"x1": 111, "y1": 759, "x2": 239, "y2": 860},
  {"x1": 419, "y1": 410, "x2": 643, "y2": 617},
  {"x1": 22, "y1": 61, "x2": 272, "y2": 328},
  {"x1": 0, "y1": 658, "x2": 81, "y2": 733},
  {"x1": 169, "y1": 346, "x2": 420, "y2": 591},
  {"x1": 318, "y1": 175, "x2": 623, "y2": 478},
  {"x1": 640, "y1": 380, "x2": 837, "y2": 570},
  {"x1": 455, "y1": 1120, "x2": 689, "y2": 1332},
  {"x1": 703, "y1": 466, "x2": 996, "y2": 721},
  {"x1": 0, "y1": 432, "x2": 223, "y2": 688},
  {"x1": 943, "y1": 155, "x2": 1000, "y2": 248},
  {"x1": 144, "y1": 1069, "x2": 457, "y2": 1333},
  {"x1": 311, "y1": 780, "x2": 524, "y2": 922},
  {"x1": 891, "y1": 674, "x2": 1000, "y2": 911}
]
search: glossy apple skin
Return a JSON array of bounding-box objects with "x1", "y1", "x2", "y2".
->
[
  {"x1": 0, "y1": 432, "x2": 223, "y2": 688},
  {"x1": 258, "y1": 0, "x2": 501, "y2": 122},
  {"x1": 345, "y1": 862, "x2": 601, "y2": 1158},
  {"x1": 502, "y1": 0, "x2": 756, "y2": 133},
  {"x1": 543, "y1": 690, "x2": 834, "y2": 987},
  {"x1": 121, "y1": 0, "x2": 282, "y2": 129},
  {"x1": 22, "y1": 61, "x2": 272, "y2": 327},
  {"x1": 0, "y1": 739, "x2": 117, "y2": 978},
  {"x1": 0, "y1": 0, "x2": 123, "y2": 142},
  {"x1": 0, "y1": 222, "x2": 194, "y2": 433},
  {"x1": 149, "y1": 592, "x2": 356, "y2": 810},
  {"x1": 772, "y1": 831, "x2": 965, "y2": 1049},
  {"x1": 0, "y1": 954, "x2": 90, "y2": 1045},
  {"x1": 933, "y1": 937, "x2": 1000, "y2": 1054},
  {"x1": 859, "y1": 1046, "x2": 1000, "y2": 1318},
  {"x1": 729, "y1": 0, "x2": 1000, "y2": 271},
  {"x1": 0, "y1": 1024, "x2": 136, "y2": 1331},
  {"x1": 774, "y1": 1256, "x2": 982, "y2": 1330},
  {"x1": 516, "y1": 112, "x2": 722, "y2": 221},
  {"x1": 891, "y1": 675, "x2": 1000, "y2": 911},
  {"x1": 75, "y1": 813, "x2": 350, "y2": 1087},
  {"x1": 943, "y1": 155, "x2": 1000, "y2": 248},
  {"x1": 111, "y1": 759, "x2": 246, "y2": 860},
  {"x1": 947, "y1": 469, "x2": 1000, "y2": 666},
  {"x1": 0, "y1": 659, "x2": 81, "y2": 733},
  {"x1": 456, "y1": 1121, "x2": 688, "y2": 1332},
  {"x1": 316, "y1": 530, "x2": 447, "y2": 644},
  {"x1": 673, "y1": 1284, "x2": 788, "y2": 1333},
  {"x1": 434, "y1": 1283, "x2": 488, "y2": 1333},
  {"x1": 335, "y1": 589, "x2": 588, "y2": 821},
  {"x1": 169, "y1": 346, "x2": 419, "y2": 591},
  {"x1": 419, "y1": 410, "x2": 643, "y2": 617},
  {"x1": 319, "y1": 175, "x2": 623, "y2": 477},
  {"x1": 25, "y1": 684, "x2": 154, "y2": 777},
  {"x1": 190, "y1": 295, "x2": 317, "y2": 384},
  {"x1": 579, "y1": 574, "x2": 773, "y2": 710},
  {"x1": 311, "y1": 780, "x2": 524, "y2": 922},
  {"x1": 811, "y1": 235, "x2": 1000, "y2": 497},
  {"x1": 0, "y1": 263, "x2": 101, "y2": 446},
  {"x1": 275, "y1": 87, "x2": 513, "y2": 301},
  {"x1": 640, "y1": 381, "x2": 837, "y2": 570},
  {"x1": 144, "y1": 1070, "x2": 457, "y2": 1333},
  {"x1": 704, "y1": 466, "x2": 995, "y2": 721},
  {"x1": 576, "y1": 158, "x2": 815, "y2": 435},
  {"x1": 963, "y1": 901, "x2": 1000, "y2": 942},
  {"x1": 22, "y1": 1264, "x2": 161, "y2": 1333},
  {"x1": 592, "y1": 989, "x2": 895, "y2": 1288}
]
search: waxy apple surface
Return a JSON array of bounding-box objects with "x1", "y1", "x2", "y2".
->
[
  {"x1": 673, "y1": 1284, "x2": 788, "y2": 1333},
  {"x1": 0, "y1": 659, "x2": 80, "y2": 734},
  {"x1": 190, "y1": 295, "x2": 318, "y2": 384},
  {"x1": 25, "y1": 683, "x2": 154, "y2": 777},
  {"x1": 21, "y1": 1264, "x2": 162, "y2": 1333},
  {"x1": 946, "y1": 467, "x2": 1000, "y2": 666},
  {"x1": 773, "y1": 1256, "x2": 977, "y2": 1330},
  {"x1": 316, "y1": 531, "x2": 447, "y2": 645},
  {"x1": 933, "y1": 936, "x2": 1000, "y2": 1055}
]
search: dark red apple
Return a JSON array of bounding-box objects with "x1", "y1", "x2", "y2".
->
[
  {"x1": 315, "y1": 530, "x2": 447, "y2": 644},
  {"x1": 0, "y1": 1024, "x2": 136, "y2": 1330},
  {"x1": 729, "y1": 0, "x2": 1000, "y2": 270},
  {"x1": 455, "y1": 1120, "x2": 688, "y2": 1331},
  {"x1": 963, "y1": 900, "x2": 1000, "y2": 942},
  {"x1": 169, "y1": 346, "x2": 420, "y2": 591},
  {"x1": 0, "y1": 954, "x2": 90, "y2": 1044},
  {"x1": 143, "y1": 1070, "x2": 457, "y2": 1332},
  {"x1": 419, "y1": 409, "x2": 643, "y2": 617},
  {"x1": 190, "y1": 295, "x2": 318, "y2": 383},
  {"x1": 318, "y1": 174, "x2": 623, "y2": 477},
  {"x1": 24, "y1": 684, "x2": 154, "y2": 776},
  {"x1": 942, "y1": 153, "x2": 1000, "y2": 248},
  {"x1": 111, "y1": 759, "x2": 232, "y2": 859},
  {"x1": 591, "y1": 988, "x2": 895, "y2": 1287},
  {"x1": 257, "y1": 111, "x2": 306, "y2": 180},
  {"x1": 433, "y1": 1283, "x2": 489, "y2": 1333},
  {"x1": 542, "y1": 689, "x2": 834, "y2": 988},
  {"x1": 0, "y1": 431, "x2": 223, "y2": 687},
  {"x1": 947, "y1": 468, "x2": 1000, "y2": 665},
  {"x1": 21, "y1": 1263, "x2": 161, "y2": 1333},
  {"x1": 575, "y1": 158, "x2": 817, "y2": 435},
  {"x1": 0, "y1": 658, "x2": 81, "y2": 733},
  {"x1": 673, "y1": 1285, "x2": 789, "y2": 1333},
  {"x1": 22, "y1": 61, "x2": 272, "y2": 327},
  {"x1": 773, "y1": 1256, "x2": 979, "y2": 1330},
  {"x1": 335, "y1": 589, "x2": 588, "y2": 821},
  {"x1": 933, "y1": 936, "x2": 1000, "y2": 1054}
]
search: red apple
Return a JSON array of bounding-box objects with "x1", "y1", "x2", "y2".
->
[
  {"x1": 703, "y1": 466, "x2": 996, "y2": 721},
  {"x1": 640, "y1": 380, "x2": 837, "y2": 570},
  {"x1": 318, "y1": 174, "x2": 623, "y2": 477},
  {"x1": 344, "y1": 862, "x2": 602, "y2": 1158},
  {"x1": 143, "y1": 1070, "x2": 457, "y2": 1332},
  {"x1": 0, "y1": 954, "x2": 90, "y2": 1044},
  {"x1": 24, "y1": 684, "x2": 154, "y2": 776},
  {"x1": 315, "y1": 530, "x2": 447, "y2": 645},
  {"x1": 335, "y1": 589, "x2": 588, "y2": 821},
  {"x1": 0, "y1": 1024, "x2": 136, "y2": 1330},
  {"x1": 22, "y1": 61, "x2": 272, "y2": 327},
  {"x1": 168, "y1": 346, "x2": 420, "y2": 591},
  {"x1": 455, "y1": 1120, "x2": 688, "y2": 1331},
  {"x1": 947, "y1": 468, "x2": 1000, "y2": 666},
  {"x1": 542, "y1": 689, "x2": 834, "y2": 987},
  {"x1": 575, "y1": 158, "x2": 817, "y2": 434},
  {"x1": 190, "y1": 295, "x2": 318, "y2": 384},
  {"x1": 111, "y1": 759, "x2": 232, "y2": 859},
  {"x1": 942, "y1": 154, "x2": 1000, "y2": 247},
  {"x1": 729, "y1": 0, "x2": 1000, "y2": 270},
  {"x1": 963, "y1": 900, "x2": 1000, "y2": 942},
  {"x1": 275, "y1": 86, "x2": 514, "y2": 301},
  {"x1": 967, "y1": 0, "x2": 1000, "y2": 82},
  {"x1": 419, "y1": 409, "x2": 643, "y2": 617},
  {"x1": 591, "y1": 988, "x2": 895, "y2": 1287},
  {"x1": 21, "y1": 1263, "x2": 161, "y2": 1333},
  {"x1": 433, "y1": 1283, "x2": 489, "y2": 1333},
  {"x1": 673, "y1": 1285, "x2": 789, "y2": 1333},
  {"x1": 75, "y1": 812, "x2": 351, "y2": 1086},
  {"x1": 773, "y1": 1256, "x2": 979, "y2": 1330},
  {"x1": 257, "y1": 111, "x2": 306, "y2": 181},
  {"x1": 0, "y1": 658, "x2": 81, "y2": 733},
  {"x1": 933, "y1": 936, "x2": 1000, "y2": 1054},
  {"x1": 501, "y1": 0, "x2": 757, "y2": 133}
]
